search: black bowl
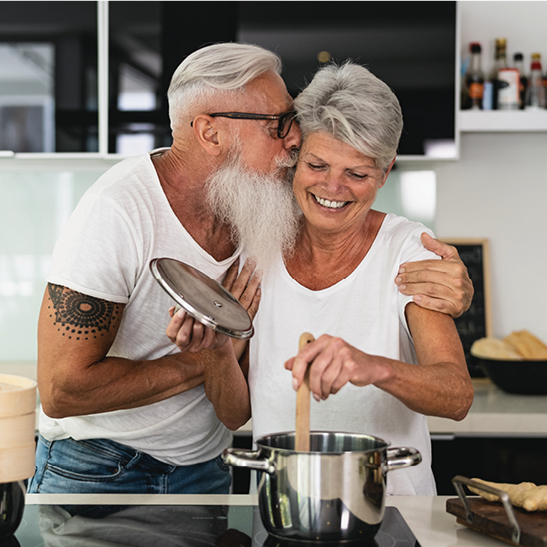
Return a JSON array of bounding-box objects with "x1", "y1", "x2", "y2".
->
[{"x1": 473, "y1": 356, "x2": 547, "y2": 395}]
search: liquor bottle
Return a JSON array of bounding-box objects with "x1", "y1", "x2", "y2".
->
[
  {"x1": 525, "y1": 53, "x2": 546, "y2": 110},
  {"x1": 513, "y1": 53, "x2": 527, "y2": 110},
  {"x1": 461, "y1": 42, "x2": 484, "y2": 110},
  {"x1": 484, "y1": 38, "x2": 508, "y2": 110}
]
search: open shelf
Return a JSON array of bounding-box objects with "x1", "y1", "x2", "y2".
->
[{"x1": 459, "y1": 109, "x2": 547, "y2": 132}]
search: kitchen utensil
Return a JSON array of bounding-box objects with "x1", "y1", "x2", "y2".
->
[
  {"x1": 447, "y1": 475, "x2": 547, "y2": 546},
  {"x1": 471, "y1": 355, "x2": 547, "y2": 395},
  {"x1": 0, "y1": 481, "x2": 25, "y2": 539},
  {"x1": 295, "y1": 333, "x2": 314, "y2": 452},
  {"x1": 149, "y1": 257, "x2": 253, "y2": 339},
  {"x1": 223, "y1": 431, "x2": 421, "y2": 542}
]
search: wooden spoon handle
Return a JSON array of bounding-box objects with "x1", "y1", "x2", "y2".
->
[{"x1": 295, "y1": 332, "x2": 315, "y2": 452}]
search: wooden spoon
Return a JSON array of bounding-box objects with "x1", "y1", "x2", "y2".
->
[{"x1": 295, "y1": 332, "x2": 315, "y2": 452}]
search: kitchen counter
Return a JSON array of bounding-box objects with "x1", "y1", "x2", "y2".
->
[{"x1": 17, "y1": 493, "x2": 508, "y2": 546}]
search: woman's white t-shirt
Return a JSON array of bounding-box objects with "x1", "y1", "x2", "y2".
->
[{"x1": 249, "y1": 214, "x2": 439, "y2": 495}]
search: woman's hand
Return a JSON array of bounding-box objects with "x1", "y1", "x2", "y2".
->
[
  {"x1": 285, "y1": 335, "x2": 391, "y2": 402},
  {"x1": 221, "y1": 257, "x2": 261, "y2": 322},
  {"x1": 395, "y1": 233, "x2": 473, "y2": 318}
]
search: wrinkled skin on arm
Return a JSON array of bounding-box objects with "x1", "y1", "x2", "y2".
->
[
  {"x1": 164, "y1": 258, "x2": 261, "y2": 429},
  {"x1": 285, "y1": 303, "x2": 474, "y2": 421}
]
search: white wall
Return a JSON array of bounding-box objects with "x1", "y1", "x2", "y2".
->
[
  {"x1": 434, "y1": 133, "x2": 547, "y2": 338},
  {"x1": 435, "y1": 2, "x2": 547, "y2": 339}
]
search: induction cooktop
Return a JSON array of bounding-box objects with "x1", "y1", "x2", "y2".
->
[{"x1": 10, "y1": 504, "x2": 420, "y2": 547}]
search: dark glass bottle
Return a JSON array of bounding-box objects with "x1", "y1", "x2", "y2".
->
[
  {"x1": 462, "y1": 42, "x2": 484, "y2": 110},
  {"x1": 513, "y1": 53, "x2": 527, "y2": 110}
]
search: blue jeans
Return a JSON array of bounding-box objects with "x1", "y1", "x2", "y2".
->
[{"x1": 28, "y1": 435, "x2": 231, "y2": 494}]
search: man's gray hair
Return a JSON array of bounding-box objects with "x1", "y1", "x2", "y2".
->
[
  {"x1": 168, "y1": 42, "x2": 282, "y2": 133},
  {"x1": 294, "y1": 62, "x2": 403, "y2": 169}
]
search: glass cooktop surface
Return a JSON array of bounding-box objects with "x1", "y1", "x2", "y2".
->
[{"x1": 10, "y1": 504, "x2": 420, "y2": 547}]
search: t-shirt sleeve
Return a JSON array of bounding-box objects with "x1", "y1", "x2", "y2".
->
[
  {"x1": 47, "y1": 192, "x2": 140, "y2": 303},
  {"x1": 397, "y1": 224, "x2": 441, "y2": 339}
]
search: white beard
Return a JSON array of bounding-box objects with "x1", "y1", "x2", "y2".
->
[{"x1": 206, "y1": 151, "x2": 301, "y2": 273}]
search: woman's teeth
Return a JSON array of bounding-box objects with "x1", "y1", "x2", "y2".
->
[{"x1": 314, "y1": 195, "x2": 348, "y2": 209}]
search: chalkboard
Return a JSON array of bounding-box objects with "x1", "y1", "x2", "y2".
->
[{"x1": 443, "y1": 239, "x2": 491, "y2": 377}]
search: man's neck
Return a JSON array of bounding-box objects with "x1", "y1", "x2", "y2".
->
[{"x1": 152, "y1": 147, "x2": 237, "y2": 262}]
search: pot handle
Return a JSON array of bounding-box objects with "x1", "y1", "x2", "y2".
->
[
  {"x1": 384, "y1": 447, "x2": 422, "y2": 471},
  {"x1": 222, "y1": 447, "x2": 276, "y2": 475}
]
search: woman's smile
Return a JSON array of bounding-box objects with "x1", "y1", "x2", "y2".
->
[{"x1": 312, "y1": 194, "x2": 350, "y2": 210}]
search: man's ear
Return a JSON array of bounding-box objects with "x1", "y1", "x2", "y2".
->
[{"x1": 191, "y1": 115, "x2": 223, "y2": 156}]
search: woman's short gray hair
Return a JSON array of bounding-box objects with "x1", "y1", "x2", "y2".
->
[
  {"x1": 168, "y1": 42, "x2": 282, "y2": 133},
  {"x1": 294, "y1": 62, "x2": 403, "y2": 169}
]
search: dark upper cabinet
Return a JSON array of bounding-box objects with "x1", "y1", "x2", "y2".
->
[
  {"x1": 0, "y1": 1, "x2": 98, "y2": 153},
  {"x1": 0, "y1": 1, "x2": 457, "y2": 157}
]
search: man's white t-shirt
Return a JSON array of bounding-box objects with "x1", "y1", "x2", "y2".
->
[
  {"x1": 249, "y1": 214, "x2": 439, "y2": 495},
  {"x1": 40, "y1": 151, "x2": 238, "y2": 466}
]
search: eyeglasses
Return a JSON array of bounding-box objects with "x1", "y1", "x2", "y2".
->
[{"x1": 192, "y1": 111, "x2": 297, "y2": 139}]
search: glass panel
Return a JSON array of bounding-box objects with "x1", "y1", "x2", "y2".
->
[
  {"x1": 108, "y1": 1, "x2": 171, "y2": 154},
  {"x1": 0, "y1": 169, "x2": 108, "y2": 360},
  {"x1": 0, "y1": 1, "x2": 99, "y2": 153},
  {"x1": 375, "y1": 170, "x2": 436, "y2": 231}
]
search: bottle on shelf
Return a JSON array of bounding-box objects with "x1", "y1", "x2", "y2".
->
[
  {"x1": 525, "y1": 53, "x2": 546, "y2": 110},
  {"x1": 484, "y1": 38, "x2": 508, "y2": 110},
  {"x1": 513, "y1": 53, "x2": 527, "y2": 110},
  {"x1": 498, "y1": 52, "x2": 520, "y2": 110},
  {"x1": 461, "y1": 42, "x2": 484, "y2": 110}
]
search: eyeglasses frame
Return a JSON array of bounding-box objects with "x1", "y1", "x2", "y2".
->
[{"x1": 190, "y1": 111, "x2": 297, "y2": 139}]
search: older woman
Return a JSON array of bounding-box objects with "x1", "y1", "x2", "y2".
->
[
  {"x1": 168, "y1": 62, "x2": 474, "y2": 496},
  {"x1": 246, "y1": 62, "x2": 473, "y2": 496}
]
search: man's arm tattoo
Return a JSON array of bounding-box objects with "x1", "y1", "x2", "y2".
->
[{"x1": 46, "y1": 283, "x2": 122, "y2": 340}]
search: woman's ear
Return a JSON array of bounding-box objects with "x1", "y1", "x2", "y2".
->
[
  {"x1": 191, "y1": 115, "x2": 222, "y2": 156},
  {"x1": 379, "y1": 157, "x2": 397, "y2": 188}
]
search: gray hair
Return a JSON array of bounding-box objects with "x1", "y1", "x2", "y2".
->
[
  {"x1": 168, "y1": 43, "x2": 282, "y2": 133},
  {"x1": 294, "y1": 62, "x2": 403, "y2": 169}
]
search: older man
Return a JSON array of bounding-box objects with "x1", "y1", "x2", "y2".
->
[{"x1": 30, "y1": 43, "x2": 472, "y2": 495}]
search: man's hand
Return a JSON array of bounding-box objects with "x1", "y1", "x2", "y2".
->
[
  {"x1": 166, "y1": 258, "x2": 261, "y2": 359},
  {"x1": 395, "y1": 233, "x2": 473, "y2": 318}
]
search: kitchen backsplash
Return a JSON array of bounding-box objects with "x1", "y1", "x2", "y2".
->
[{"x1": 0, "y1": 165, "x2": 435, "y2": 362}]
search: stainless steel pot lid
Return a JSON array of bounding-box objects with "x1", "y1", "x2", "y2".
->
[{"x1": 150, "y1": 257, "x2": 254, "y2": 339}]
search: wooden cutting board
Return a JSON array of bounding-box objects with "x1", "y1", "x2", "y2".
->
[{"x1": 446, "y1": 497, "x2": 547, "y2": 546}]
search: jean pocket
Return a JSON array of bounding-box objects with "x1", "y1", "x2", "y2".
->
[
  {"x1": 214, "y1": 455, "x2": 230, "y2": 473},
  {"x1": 44, "y1": 439, "x2": 132, "y2": 483}
]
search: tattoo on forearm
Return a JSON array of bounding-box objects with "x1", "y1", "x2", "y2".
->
[{"x1": 47, "y1": 283, "x2": 122, "y2": 340}]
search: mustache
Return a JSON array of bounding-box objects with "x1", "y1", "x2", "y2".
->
[{"x1": 275, "y1": 149, "x2": 299, "y2": 170}]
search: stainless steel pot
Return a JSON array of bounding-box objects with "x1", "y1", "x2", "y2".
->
[{"x1": 223, "y1": 431, "x2": 421, "y2": 543}]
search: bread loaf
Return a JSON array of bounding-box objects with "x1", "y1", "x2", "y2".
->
[
  {"x1": 470, "y1": 338, "x2": 522, "y2": 360},
  {"x1": 470, "y1": 478, "x2": 547, "y2": 512},
  {"x1": 503, "y1": 330, "x2": 547, "y2": 360}
]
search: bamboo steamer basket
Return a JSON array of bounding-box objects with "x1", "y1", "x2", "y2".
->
[
  {"x1": 0, "y1": 374, "x2": 37, "y2": 482},
  {"x1": 0, "y1": 374, "x2": 37, "y2": 417},
  {"x1": 0, "y1": 443, "x2": 36, "y2": 482}
]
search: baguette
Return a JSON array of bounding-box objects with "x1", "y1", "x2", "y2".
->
[
  {"x1": 470, "y1": 338, "x2": 522, "y2": 360},
  {"x1": 504, "y1": 330, "x2": 547, "y2": 360},
  {"x1": 470, "y1": 478, "x2": 547, "y2": 512}
]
